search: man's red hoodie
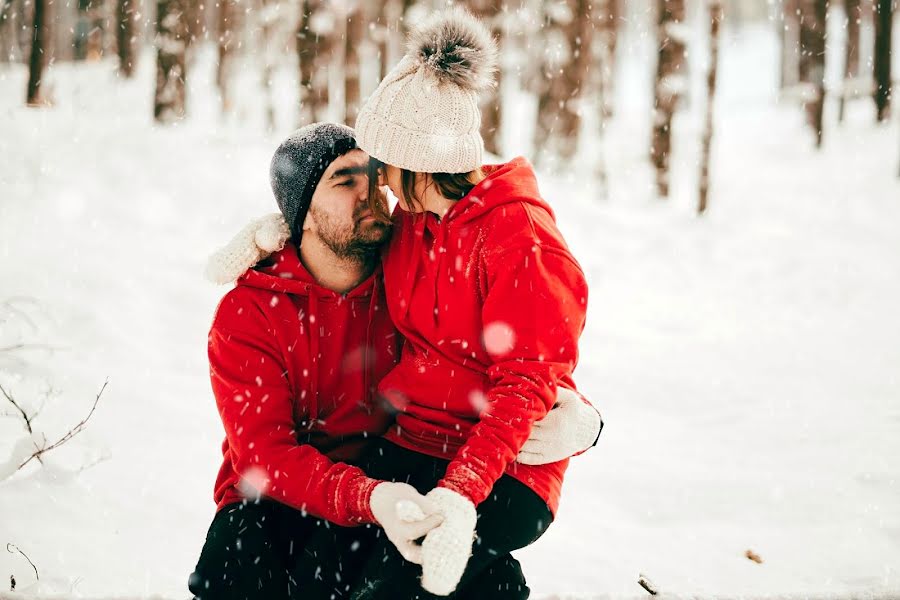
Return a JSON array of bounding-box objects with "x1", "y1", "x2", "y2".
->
[
  {"x1": 208, "y1": 243, "x2": 398, "y2": 526},
  {"x1": 378, "y1": 157, "x2": 589, "y2": 516}
]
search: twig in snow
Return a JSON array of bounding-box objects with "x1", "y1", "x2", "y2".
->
[
  {"x1": 746, "y1": 548, "x2": 764, "y2": 563},
  {"x1": 16, "y1": 379, "x2": 109, "y2": 471},
  {"x1": 76, "y1": 449, "x2": 112, "y2": 474},
  {"x1": 0, "y1": 343, "x2": 64, "y2": 353},
  {"x1": 6, "y1": 544, "x2": 39, "y2": 581},
  {"x1": 0, "y1": 382, "x2": 45, "y2": 466},
  {"x1": 0, "y1": 382, "x2": 36, "y2": 434},
  {"x1": 638, "y1": 573, "x2": 658, "y2": 595}
]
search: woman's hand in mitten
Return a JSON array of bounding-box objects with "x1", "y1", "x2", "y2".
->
[
  {"x1": 419, "y1": 487, "x2": 477, "y2": 596},
  {"x1": 205, "y1": 213, "x2": 290, "y2": 284},
  {"x1": 517, "y1": 386, "x2": 602, "y2": 465}
]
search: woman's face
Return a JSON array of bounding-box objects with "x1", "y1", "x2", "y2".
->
[{"x1": 381, "y1": 163, "x2": 424, "y2": 213}]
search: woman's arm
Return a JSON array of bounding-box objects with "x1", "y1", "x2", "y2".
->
[{"x1": 437, "y1": 243, "x2": 589, "y2": 505}]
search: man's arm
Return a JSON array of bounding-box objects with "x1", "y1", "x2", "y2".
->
[{"x1": 209, "y1": 310, "x2": 382, "y2": 526}]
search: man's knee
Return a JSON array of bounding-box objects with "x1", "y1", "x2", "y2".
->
[
  {"x1": 458, "y1": 554, "x2": 529, "y2": 599},
  {"x1": 188, "y1": 500, "x2": 289, "y2": 599}
]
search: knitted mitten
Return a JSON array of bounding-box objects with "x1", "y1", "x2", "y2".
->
[
  {"x1": 516, "y1": 386, "x2": 603, "y2": 465},
  {"x1": 205, "y1": 213, "x2": 290, "y2": 284},
  {"x1": 420, "y1": 487, "x2": 477, "y2": 596}
]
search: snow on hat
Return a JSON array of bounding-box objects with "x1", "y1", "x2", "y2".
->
[
  {"x1": 355, "y1": 7, "x2": 498, "y2": 174},
  {"x1": 270, "y1": 122, "x2": 358, "y2": 240}
]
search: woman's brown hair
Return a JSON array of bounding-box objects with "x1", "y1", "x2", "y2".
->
[{"x1": 367, "y1": 157, "x2": 485, "y2": 222}]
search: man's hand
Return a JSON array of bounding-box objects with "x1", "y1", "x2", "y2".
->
[
  {"x1": 420, "y1": 487, "x2": 477, "y2": 596},
  {"x1": 517, "y1": 386, "x2": 602, "y2": 465},
  {"x1": 370, "y1": 482, "x2": 443, "y2": 564}
]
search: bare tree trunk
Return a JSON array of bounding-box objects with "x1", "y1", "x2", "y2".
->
[
  {"x1": 470, "y1": 1, "x2": 503, "y2": 157},
  {"x1": 534, "y1": 0, "x2": 594, "y2": 168},
  {"x1": 0, "y1": 0, "x2": 13, "y2": 25},
  {"x1": 595, "y1": 0, "x2": 619, "y2": 120},
  {"x1": 296, "y1": 0, "x2": 331, "y2": 126},
  {"x1": 185, "y1": 0, "x2": 205, "y2": 52},
  {"x1": 798, "y1": 0, "x2": 826, "y2": 147},
  {"x1": 370, "y1": 0, "x2": 392, "y2": 81},
  {"x1": 0, "y1": 0, "x2": 20, "y2": 62},
  {"x1": 154, "y1": 0, "x2": 188, "y2": 123},
  {"x1": 344, "y1": 3, "x2": 364, "y2": 126},
  {"x1": 216, "y1": 0, "x2": 237, "y2": 114},
  {"x1": 117, "y1": 0, "x2": 137, "y2": 77},
  {"x1": 26, "y1": 0, "x2": 50, "y2": 106},
  {"x1": 838, "y1": 0, "x2": 861, "y2": 122},
  {"x1": 780, "y1": 0, "x2": 800, "y2": 89},
  {"x1": 699, "y1": 0, "x2": 723, "y2": 215},
  {"x1": 651, "y1": 0, "x2": 687, "y2": 198},
  {"x1": 873, "y1": 0, "x2": 893, "y2": 122}
]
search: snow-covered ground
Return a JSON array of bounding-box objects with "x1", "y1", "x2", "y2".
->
[{"x1": 1, "y1": 16, "x2": 899, "y2": 600}]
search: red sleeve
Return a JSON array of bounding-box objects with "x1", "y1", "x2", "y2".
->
[
  {"x1": 437, "y1": 243, "x2": 588, "y2": 505},
  {"x1": 209, "y1": 299, "x2": 381, "y2": 526}
]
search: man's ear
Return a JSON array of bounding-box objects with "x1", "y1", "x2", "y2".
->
[{"x1": 301, "y1": 207, "x2": 316, "y2": 237}]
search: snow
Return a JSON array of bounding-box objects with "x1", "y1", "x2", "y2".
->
[{"x1": 1, "y1": 16, "x2": 900, "y2": 600}]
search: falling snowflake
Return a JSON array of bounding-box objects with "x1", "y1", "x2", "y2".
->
[
  {"x1": 237, "y1": 466, "x2": 269, "y2": 498},
  {"x1": 483, "y1": 321, "x2": 516, "y2": 357},
  {"x1": 469, "y1": 389, "x2": 488, "y2": 414}
]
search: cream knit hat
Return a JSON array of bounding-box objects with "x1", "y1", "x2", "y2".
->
[{"x1": 355, "y1": 7, "x2": 498, "y2": 174}]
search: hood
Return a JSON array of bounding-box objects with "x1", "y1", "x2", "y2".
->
[
  {"x1": 390, "y1": 156, "x2": 555, "y2": 324},
  {"x1": 442, "y1": 156, "x2": 555, "y2": 226},
  {"x1": 237, "y1": 242, "x2": 378, "y2": 300},
  {"x1": 236, "y1": 241, "x2": 382, "y2": 425}
]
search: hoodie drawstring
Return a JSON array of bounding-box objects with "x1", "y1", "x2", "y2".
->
[
  {"x1": 364, "y1": 277, "x2": 379, "y2": 406},
  {"x1": 308, "y1": 285, "x2": 320, "y2": 425},
  {"x1": 398, "y1": 215, "x2": 427, "y2": 322}
]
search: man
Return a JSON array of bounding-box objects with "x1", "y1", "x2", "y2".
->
[{"x1": 190, "y1": 123, "x2": 602, "y2": 599}]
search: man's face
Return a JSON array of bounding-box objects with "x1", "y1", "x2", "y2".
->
[{"x1": 304, "y1": 149, "x2": 391, "y2": 258}]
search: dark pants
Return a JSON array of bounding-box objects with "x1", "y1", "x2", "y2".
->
[
  {"x1": 189, "y1": 441, "x2": 542, "y2": 599},
  {"x1": 348, "y1": 439, "x2": 553, "y2": 600}
]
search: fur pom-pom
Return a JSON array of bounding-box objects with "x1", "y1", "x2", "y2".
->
[{"x1": 407, "y1": 7, "x2": 498, "y2": 91}]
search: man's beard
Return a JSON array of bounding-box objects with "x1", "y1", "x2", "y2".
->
[{"x1": 309, "y1": 206, "x2": 392, "y2": 262}]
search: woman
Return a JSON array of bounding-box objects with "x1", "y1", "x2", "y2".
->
[{"x1": 349, "y1": 7, "x2": 591, "y2": 598}]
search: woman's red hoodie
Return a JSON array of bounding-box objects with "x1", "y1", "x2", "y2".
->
[{"x1": 378, "y1": 157, "x2": 589, "y2": 516}]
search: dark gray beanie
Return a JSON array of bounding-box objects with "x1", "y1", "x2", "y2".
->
[{"x1": 269, "y1": 123, "x2": 358, "y2": 240}]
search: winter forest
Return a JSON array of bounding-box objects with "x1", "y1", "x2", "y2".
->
[{"x1": 1, "y1": 0, "x2": 900, "y2": 597}]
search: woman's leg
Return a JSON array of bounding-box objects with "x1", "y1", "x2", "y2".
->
[
  {"x1": 454, "y1": 553, "x2": 529, "y2": 600},
  {"x1": 188, "y1": 499, "x2": 317, "y2": 600},
  {"x1": 350, "y1": 442, "x2": 552, "y2": 599}
]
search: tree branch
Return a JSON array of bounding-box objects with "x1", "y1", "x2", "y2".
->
[
  {"x1": 6, "y1": 544, "x2": 39, "y2": 581},
  {"x1": 16, "y1": 379, "x2": 109, "y2": 471},
  {"x1": 0, "y1": 382, "x2": 34, "y2": 435}
]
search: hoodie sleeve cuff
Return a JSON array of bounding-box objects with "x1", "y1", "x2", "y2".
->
[
  {"x1": 437, "y1": 465, "x2": 487, "y2": 508},
  {"x1": 344, "y1": 474, "x2": 382, "y2": 525}
]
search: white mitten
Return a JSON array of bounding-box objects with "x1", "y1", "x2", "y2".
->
[
  {"x1": 420, "y1": 487, "x2": 477, "y2": 596},
  {"x1": 517, "y1": 386, "x2": 602, "y2": 465},
  {"x1": 370, "y1": 482, "x2": 443, "y2": 565},
  {"x1": 205, "y1": 213, "x2": 290, "y2": 284}
]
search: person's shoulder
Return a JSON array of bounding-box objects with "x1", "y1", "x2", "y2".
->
[
  {"x1": 480, "y1": 200, "x2": 569, "y2": 258},
  {"x1": 210, "y1": 285, "x2": 275, "y2": 333}
]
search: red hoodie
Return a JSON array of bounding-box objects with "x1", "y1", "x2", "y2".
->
[
  {"x1": 208, "y1": 243, "x2": 398, "y2": 526},
  {"x1": 379, "y1": 157, "x2": 589, "y2": 516}
]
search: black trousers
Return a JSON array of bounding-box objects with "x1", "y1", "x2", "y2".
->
[
  {"x1": 189, "y1": 440, "x2": 545, "y2": 599},
  {"x1": 346, "y1": 439, "x2": 552, "y2": 600}
]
